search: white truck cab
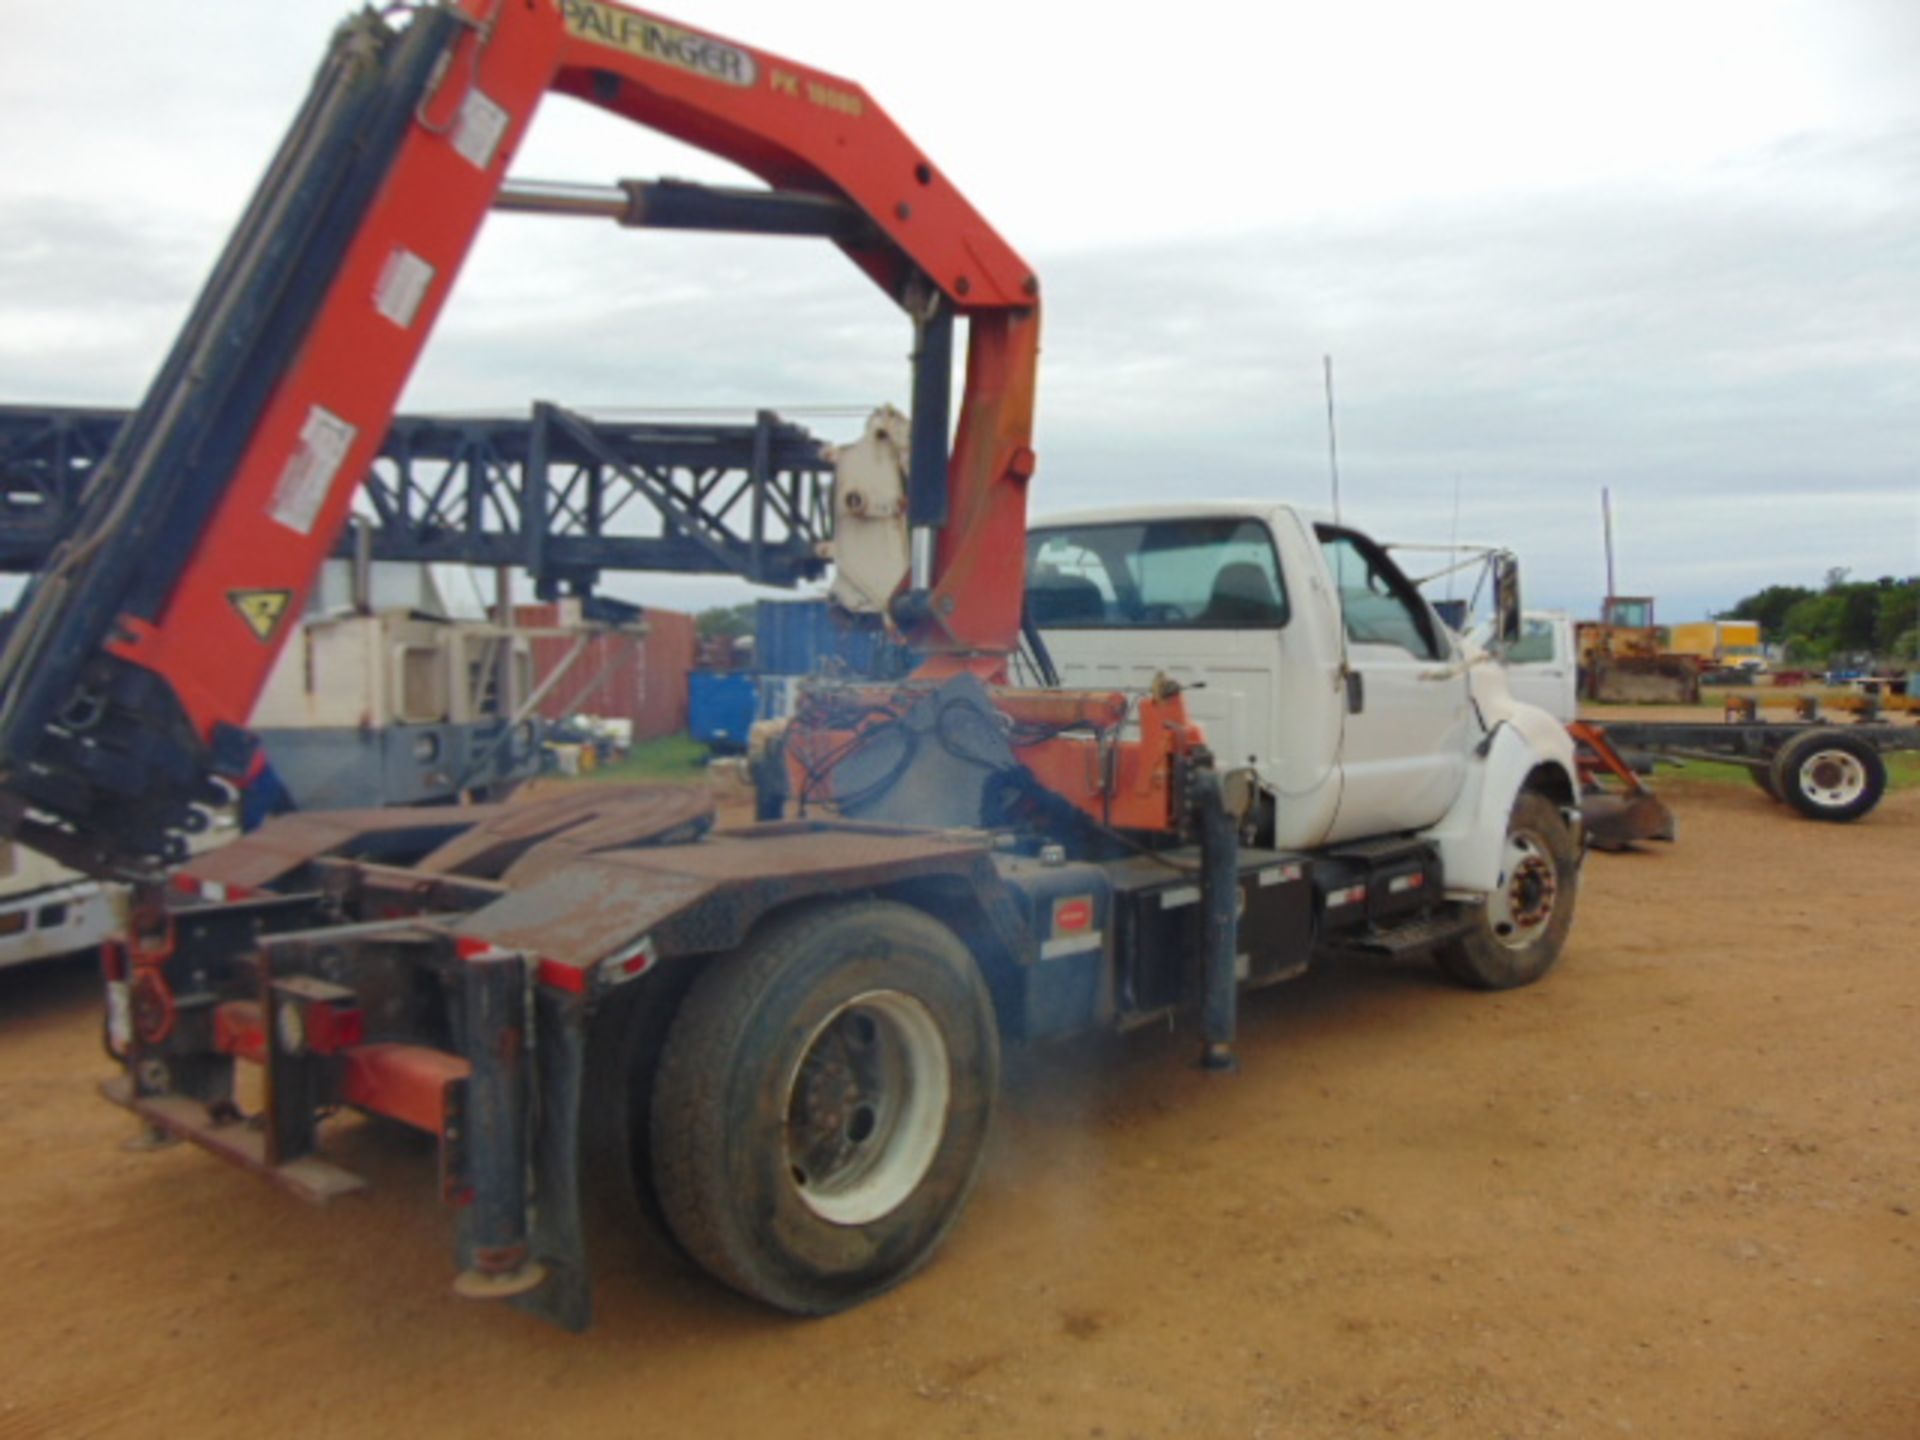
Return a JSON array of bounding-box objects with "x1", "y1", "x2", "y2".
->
[{"x1": 1026, "y1": 502, "x2": 1579, "y2": 898}]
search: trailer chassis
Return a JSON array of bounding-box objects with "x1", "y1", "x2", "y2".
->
[{"x1": 1590, "y1": 714, "x2": 1918, "y2": 823}]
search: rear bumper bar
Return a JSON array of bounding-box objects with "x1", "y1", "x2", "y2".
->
[
  {"x1": 106, "y1": 911, "x2": 593, "y2": 1330},
  {"x1": 103, "y1": 1074, "x2": 368, "y2": 1204}
]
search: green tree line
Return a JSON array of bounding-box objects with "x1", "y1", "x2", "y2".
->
[
  {"x1": 1725, "y1": 570, "x2": 1920, "y2": 665},
  {"x1": 695, "y1": 603, "x2": 757, "y2": 641}
]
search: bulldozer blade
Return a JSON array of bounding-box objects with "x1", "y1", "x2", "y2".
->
[{"x1": 1582, "y1": 790, "x2": 1678, "y2": 851}]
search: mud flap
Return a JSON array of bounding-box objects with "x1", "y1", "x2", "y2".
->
[{"x1": 510, "y1": 987, "x2": 591, "y2": 1332}]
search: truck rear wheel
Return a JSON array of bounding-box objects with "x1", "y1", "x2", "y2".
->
[
  {"x1": 1769, "y1": 730, "x2": 1886, "y2": 822},
  {"x1": 650, "y1": 900, "x2": 999, "y2": 1314},
  {"x1": 1435, "y1": 791, "x2": 1579, "y2": 991},
  {"x1": 1746, "y1": 763, "x2": 1781, "y2": 801}
]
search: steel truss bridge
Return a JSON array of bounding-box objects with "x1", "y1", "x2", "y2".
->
[{"x1": 0, "y1": 402, "x2": 836, "y2": 594}]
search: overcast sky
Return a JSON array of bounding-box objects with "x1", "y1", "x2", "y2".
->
[{"x1": 1, "y1": 0, "x2": 1914, "y2": 623}]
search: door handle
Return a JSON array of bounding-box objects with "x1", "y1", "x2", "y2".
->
[
  {"x1": 1344, "y1": 669, "x2": 1365, "y2": 713},
  {"x1": 1417, "y1": 667, "x2": 1460, "y2": 682}
]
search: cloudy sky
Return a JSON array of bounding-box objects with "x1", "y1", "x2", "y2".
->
[{"x1": 1, "y1": 0, "x2": 1914, "y2": 623}]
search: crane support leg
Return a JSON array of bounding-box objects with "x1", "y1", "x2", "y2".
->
[{"x1": 1194, "y1": 766, "x2": 1241, "y2": 1073}]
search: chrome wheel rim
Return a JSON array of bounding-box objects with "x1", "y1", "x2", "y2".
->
[
  {"x1": 1489, "y1": 829, "x2": 1557, "y2": 950},
  {"x1": 784, "y1": 990, "x2": 949, "y2": 1226},
  {"x1": 1798, "y1": 750, "x2": 1867, "y2": 808}
]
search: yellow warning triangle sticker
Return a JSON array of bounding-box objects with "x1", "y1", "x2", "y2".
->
[{"x1": 228, "y1": 589, "x2": 293, "y2": 642}]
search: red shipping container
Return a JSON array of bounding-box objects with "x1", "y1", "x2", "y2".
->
[{"x1": 515, "y1": 602, "x2": 695, "y2": 742}]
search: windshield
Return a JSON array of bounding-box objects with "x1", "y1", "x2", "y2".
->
[
  {"x1": 1604, "y1": 598, "x2": 1653, "y2": 628},
  {"x1": 1026, "y1": 518, "x2": 1289, "y2": 629}
]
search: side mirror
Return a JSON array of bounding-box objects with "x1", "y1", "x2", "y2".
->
[{"x1": 1491, "y1": 551, "x2": 1522, "y2": 655}]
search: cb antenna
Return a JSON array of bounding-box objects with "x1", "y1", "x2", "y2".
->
[{"x1": 1323, "y1": 354, "x2": 1342, "y2": 523}]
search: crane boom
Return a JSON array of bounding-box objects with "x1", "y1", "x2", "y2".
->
[{"x1": 0, "y1": 0, "x2": 1040, "y2": 872}]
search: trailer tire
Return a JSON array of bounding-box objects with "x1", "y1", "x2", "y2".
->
[
  {"x1": 650, "y1": 900, "x2": 999, "y2": 1315},
  {"x1": 1769, "y1": 730, "x2": 1886, "y2": 823},
  {"x1": 1435, "y1": 791, "x2": 1579, "y2": 991}
]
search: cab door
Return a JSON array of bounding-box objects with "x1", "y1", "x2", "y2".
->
[
  {"x1": 1500, "y1": 615, "x2": 1578, "y2": 724},
  {"x1": 1316, "y1": 526, "x2": 1474, "y2": 842}
]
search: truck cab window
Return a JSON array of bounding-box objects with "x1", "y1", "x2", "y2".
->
[
  {"x1": 1027, "y1": 538, "x2": 1118, "y2": 624},
  {"x1": 1316, "y1": 528, "x2": 1444, "y2": 659},
  {"x1": 1506, "y1": 618, "x2": 1558, "y2": 665},
  {"x1": 1027, "y1": 518, "x2": 1288, "y2": 629}
]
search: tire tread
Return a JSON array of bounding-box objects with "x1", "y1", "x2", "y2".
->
[
  {"x1": 651, "y1": 900, "x2": 997, "y2": 1313},
  {"x1": 1769, "y1": 730, "x2": 1887, "y2": 823},
  {"x1": 1435, "y1": 791, "x2": 1579, "y2": 991}
]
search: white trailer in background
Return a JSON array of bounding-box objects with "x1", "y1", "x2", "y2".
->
[
  {"x1": 0, "y1": 810, "x2": 239, "y2": 973},
  {"x1": 0, "y1": 841, "x2": 125, "y2": 970}
]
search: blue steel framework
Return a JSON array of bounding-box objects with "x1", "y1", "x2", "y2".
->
[{"x1": 0, "y1": 402, "x2": 834, "y2": 595}]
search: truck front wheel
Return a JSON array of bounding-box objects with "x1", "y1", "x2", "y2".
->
[
  {"x1": 650, "y1": 900, "x2": 999, "y2": 1314},
  {"x1": 1435, "y1": 791, "x2": 1579, "y2": 991}
]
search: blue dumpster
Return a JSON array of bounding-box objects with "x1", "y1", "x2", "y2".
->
[{"x1": 689, "y1": 670, "x2": 759, "y2": 752}]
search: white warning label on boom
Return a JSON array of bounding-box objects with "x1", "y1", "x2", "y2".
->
[
  {"x1": 451, "y1": 88, "x2": 508, "y2": 171},
  {"x1": 269, "y1": 405, "x2": 356, "y2": 536},
  {"x1": 373, "y1": 248, "x2": 435, "y2": 328}
]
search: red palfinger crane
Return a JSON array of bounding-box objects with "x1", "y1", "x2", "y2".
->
[{"x1": 0, "y1": 0, "x2": 1199, "y2": 874}]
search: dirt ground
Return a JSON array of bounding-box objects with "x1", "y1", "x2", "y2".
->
[{"x1": 3, "y1": 778, "x2": 1917, "y2": 1440}]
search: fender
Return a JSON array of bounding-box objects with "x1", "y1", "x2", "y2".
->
[{"x1": 1422, "y1": 712, "x2": 1578, "y2": 896}]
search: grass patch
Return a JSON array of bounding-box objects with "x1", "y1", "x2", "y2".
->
[
  {"x1": 571, "y1": 734, "x2": 713, "y2": 783},
  {"x1": 1654, "y1": 758, "x2": 1765, "y2": 787}
]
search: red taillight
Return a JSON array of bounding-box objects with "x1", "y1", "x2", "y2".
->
[
  {"x1": 305, "y1": 1003, "x2": 366, "y2": 1055},
  {"x1": 536, "y1": 958, "x2": 588, "y2": 994},
  {"x1": 169, "y1": 874, "x2": 254, "y2": 903},
  {"x1": 600, "y1": 935, "x2": 656, "y2": 984}
]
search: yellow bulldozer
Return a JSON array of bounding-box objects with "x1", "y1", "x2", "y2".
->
[{"x1": 1576, "y1": 596, "x2": 1702, "y2": 704}]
